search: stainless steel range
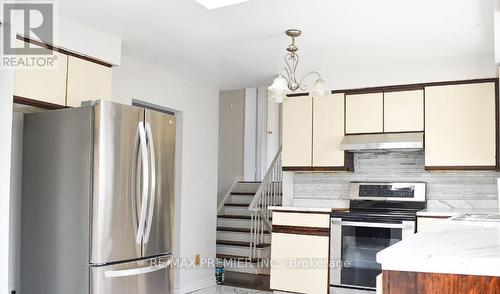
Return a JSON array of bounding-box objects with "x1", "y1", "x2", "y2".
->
[{"x1": 330, "y1": 182, "x2": 426, "y2": 290}]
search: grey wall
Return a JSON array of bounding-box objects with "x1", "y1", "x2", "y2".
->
[
  {"x1": 9, "y1": 112, "x2": 23, "y2": 293},
  {"x1": 218, "y1": 90, "x2": 245, "y2": 203},
  {"x1": 293, "y1": 151, "x2": 499, "y2": 209}
]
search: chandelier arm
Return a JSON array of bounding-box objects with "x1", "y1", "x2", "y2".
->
[
  {"x1": 284, "y1": 53, "x2": 295, "y2": 83},
  {"x1": 298, "y1": 71, "x2": 322, "y2": 85},
  {"x1": 280, "y1": 67, "x2": 291, "y2": 83}
]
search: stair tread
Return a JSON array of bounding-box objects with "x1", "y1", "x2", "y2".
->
[
  {"x1": 216, "y1": 254, "x2": 264, "y2": 263},
  {"x1": 231, "y1": 192, "x2": 256, "y2": 196},
  {"x1": 217, "y1": 226, "x2": 270, "y2": 234},
  {"x1": 224, "y1": 203, "x2": 249, "y2": 207},
  {"x1": 217, "y1": 240, "x2": 271, "y2": 248},
  {"x1": 238, "y1": 181, "x2": 262, "y2": 183},
  {"x1": 218, "y1": 215, "x2": 252, "y2": 219},
  {"x1": 218, "y1": 215, "x2": 272, "y2": 220}
]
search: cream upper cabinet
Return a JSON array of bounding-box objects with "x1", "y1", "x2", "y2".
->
[
  {"x1": 14, "y1": 42, "x2": 68, "y2": 106},
  {"x1": 313, "y1": 93, "x2": 345, "y2": 166},
  {"x1": 384, "y1": 89, "x2": 424, "y2": 132},
  {"x1": 346, "y1": 92, "x2": 383, "y2": 134},
  {"x1": 282, "y1": 96, "x2": 312, "y2": 167},
  {"x1": 425, "y1": 82, "x2": 496, "y2": 168},
  {"x1": 66, "y1": 56, "x2": 112, "y2": 107}
]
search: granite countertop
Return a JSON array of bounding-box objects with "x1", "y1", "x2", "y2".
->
[
  {"x1": 417, "y1": 207, "x2": 499, "y2": 217},
  {"x1": 376, "y1": 219, "x2": 500, "y2": 277}
]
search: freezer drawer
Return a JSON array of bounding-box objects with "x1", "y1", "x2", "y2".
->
[{"x1": 90, "y1": 255, "x2": 172, "y2": 294}]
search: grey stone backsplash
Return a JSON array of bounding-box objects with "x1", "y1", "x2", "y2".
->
[{"x1": 292, "y1": 151, "x2": 500, "y2": 209}]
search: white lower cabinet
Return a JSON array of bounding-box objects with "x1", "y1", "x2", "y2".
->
[
  {"x1": 270, "y1": 212, "x2": 330, "y2": 293},
  {"x1": 417, "y1": 217, "x2": 449, "y2": 233}
]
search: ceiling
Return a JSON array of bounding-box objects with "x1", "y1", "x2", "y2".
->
[{"x1": 54, "y1": 0, "x2": 495, "y2": 90}]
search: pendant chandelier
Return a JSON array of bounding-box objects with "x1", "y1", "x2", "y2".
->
[{"x1": 268, "y1": 29, "x2": 328, "y2": 103}]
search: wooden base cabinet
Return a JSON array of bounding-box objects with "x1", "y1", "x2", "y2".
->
[{"x1": 382, "y1": 270, "x2": 500, "y2": 294}]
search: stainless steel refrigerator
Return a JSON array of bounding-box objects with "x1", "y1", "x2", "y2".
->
[{"x1": 21, "y1": 100, "x2": 175, "y2": 294}]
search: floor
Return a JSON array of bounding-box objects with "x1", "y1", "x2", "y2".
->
[
  {"x1": 223, "y1": 271, "x2": 270, "y2": 291},
  {"x1": 192, "y1": 285, "x2": 373, "y2": 294},
  {"x1": 192, "y1": 286, "x2": 270, "y2": 293}
]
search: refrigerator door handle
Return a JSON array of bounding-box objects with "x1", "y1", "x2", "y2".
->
[
  {"x1": 135, "y1": 122, "x2": 149, "y2": 244},
  {"x1": 144, "y1": 122, "x2": 156, "y2": 243},
  {"x1": 131, "y1": 124, "x2": 140, "y2": 239},
  {"x1": 104, "y1": 258, "x2": 172, "y2": 278}
]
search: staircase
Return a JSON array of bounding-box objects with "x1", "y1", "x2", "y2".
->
[
  {"x1": 216, "y1": 182, "x2": 272, "y2": 274},
  {"x1": 216, "y1": 146, "x2": 282, "y2": 275}
]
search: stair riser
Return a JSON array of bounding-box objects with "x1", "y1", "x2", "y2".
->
[
  {"x1": 216, "y1": 244, "x2": 270, "y2": 258},
  {"x1": 226, "y1": 195, "x2": 253, "y2": 205},
  {"x1": 223, "y1": 206, "x2": 252, "y2": 216},
  {"x1": 234, "y1": 182, "x2": 260, "y2": 193},
  {"x1": 217, "y1": 231, "x2": 271, "y2": 243},
  {"x1": 217, "y1": 218, "x2": 251, "y2": 229}
]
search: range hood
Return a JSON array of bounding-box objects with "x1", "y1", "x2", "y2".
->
[{"x1": 340, "y1": 132, "x2": 424, "y2": 152}]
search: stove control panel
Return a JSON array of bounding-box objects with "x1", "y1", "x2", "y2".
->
[
  {"x1": 359, "y1": 184, "x2": 414, "y2": 198},
  {"x1": 349, "y1": 182, "x2": 426, "y2": 202}
]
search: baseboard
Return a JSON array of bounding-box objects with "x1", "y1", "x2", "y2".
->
[{"x1": 175, "y1": 277, "x2": 216, "y2": 294}]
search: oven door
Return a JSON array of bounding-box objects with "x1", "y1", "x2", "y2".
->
[{"x1": 330, "y1": 218, "x2": 415, "y2": 289}]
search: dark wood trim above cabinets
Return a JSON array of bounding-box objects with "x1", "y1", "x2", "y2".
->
[
  {"x1": 13, "y1": 96, "x2": 68, "y2": 110},
  {"x1": 286, "y1": 78, "x2": 499, "y2": 99},
  {"x1": 17, "y1": 35, "x2": 113, "y2": 68},
  {"x1": 282, "y1": 165, "x2": 353, "y2": 172},
  {"x1": 272, "y1": 225, "x2": 330, "y2": 237}
]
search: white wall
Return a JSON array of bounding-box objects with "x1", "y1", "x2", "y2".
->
[
  {"x1": 316, "y1": 53, "x2": 497, "y2": 91},
  {"x1": 111, "y1": 53, "x2": 219, "y2": 293},
  {"x1": 0, "y1": 69, "x2": 15, "y2": 294},
  {"x1": 243, "y1": 88, "x2": 257, "y2": 181}
]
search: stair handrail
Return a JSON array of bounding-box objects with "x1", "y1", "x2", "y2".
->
[{"x1": 248, "y1": 145, "x2": 282, "y2": 259}]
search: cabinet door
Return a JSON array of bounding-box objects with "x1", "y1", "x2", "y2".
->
[
  {"x1": 425, "y1": 83, "x2": 496, "y2": 168},
  {"x1": 417, "y1": 217, "x2": 448, "y2": 233},
  {"x1": 346, "y1": 92, "x2": 383, "y2": 134},
  {"x1": 282, "y1": 96, "x2": 312, "y2": 167},
  {"x1": 384, "y1": 89, "x2": 424, "y2": 132},
  {"x1": 14, "y1": 42, "x2": 68, "y2": 106},
  {"x1": 313, "y1": 93, "x2": 345, "y2": 166},
  {"x1": 66, "y1": 56, "x2": 112, "y2": 107}
]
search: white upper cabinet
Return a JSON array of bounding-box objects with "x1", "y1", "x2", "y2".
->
[
  {"x1": 66, "y1": 56, "x2": 113, "y2": 107},
  {"x1": 425, "y1": 82, "x2": 496, "y2": 168},
  {"x1": 384, "y1": 89, "x2": 424, "y2": 132},
  {"x1": 313, "y1": 93, "x2": 345, "y2": 167},
  {"x1": 346, "y1": 92, "x2": 384, "y2": 134},
  {"x1": 14, "y1": 42, "x2": 68, "y2": 106},
  {"x1": 282, "y1": 96, "x2": 312, "y2": 167}
]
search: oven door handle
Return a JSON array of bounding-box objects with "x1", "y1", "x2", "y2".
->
[{"x1": 331, "y1": 220, "x2": 413, "y2": 229}]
